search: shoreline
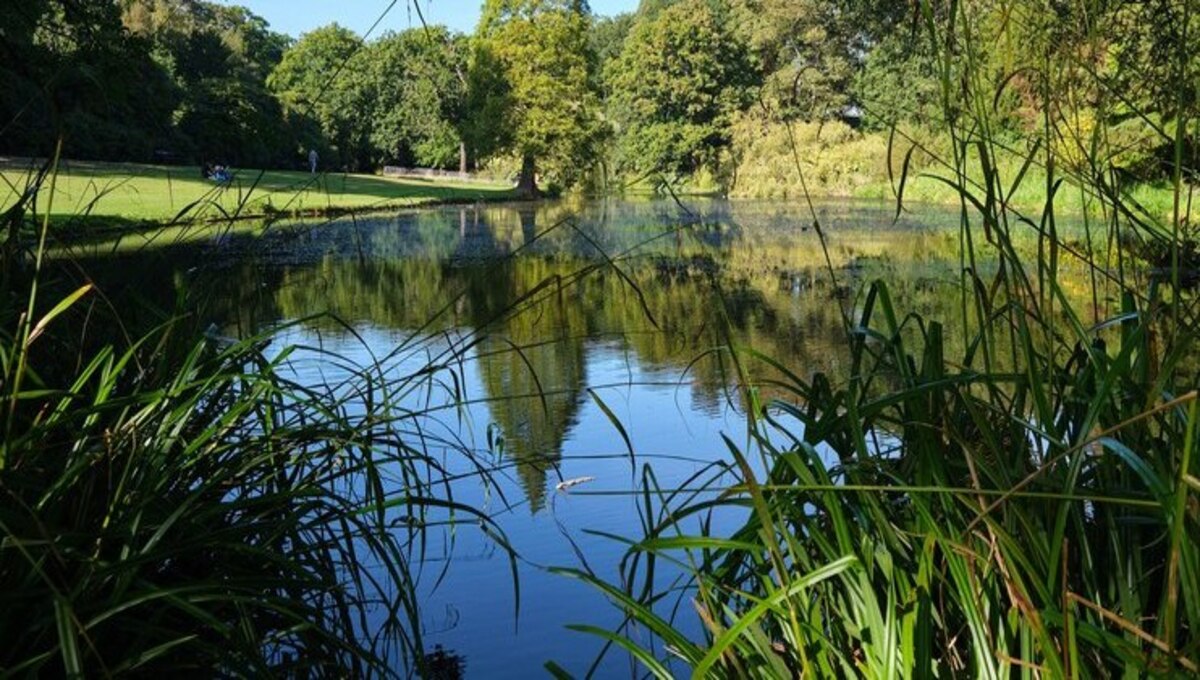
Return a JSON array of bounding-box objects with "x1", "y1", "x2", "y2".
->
[{"x1": 35, "y1": 192, "x2": 522, "y2": 248}]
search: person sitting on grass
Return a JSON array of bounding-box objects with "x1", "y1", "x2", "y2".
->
[{"x1": 204, "y1": 163, "x2": 232, "y2": 183}]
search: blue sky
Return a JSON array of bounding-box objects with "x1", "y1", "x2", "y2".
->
[{"x1": 219, "y1": 0, "x2": 640, "y2": 38}]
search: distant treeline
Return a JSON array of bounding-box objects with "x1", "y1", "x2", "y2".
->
[
  {"x1": 4, "y1": 1, "x2": 292, "y2": 167},
  {"x1": 0, "y1": 0, "x2": 468, "y2": 172},
  {"x1": 2, "y1": 0, "x2": 1195, "y2": 194}
]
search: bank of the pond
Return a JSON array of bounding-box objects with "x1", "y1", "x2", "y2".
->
[
  {"x1": 626, "y1": 121, "x2": 1195, "y2": 222},
  {"x1": 39, "y1": 194, "x2": 534, "y2": 250},
  {"x1": 1, "y1": 158, "x2": 517, "y2": 235},
  {"x1": 619, "y1": 171, "x2": 1190, "y2": 223}
]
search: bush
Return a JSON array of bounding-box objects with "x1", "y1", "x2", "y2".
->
[{"x1": 727, "y1": 115, "x2": 894, "y2": 198}]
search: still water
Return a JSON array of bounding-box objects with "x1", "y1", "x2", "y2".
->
[{"x1": 77, "y1": 198, "x2": 1082, "y2": 677}]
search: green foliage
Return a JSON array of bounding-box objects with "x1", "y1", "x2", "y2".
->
[
  {"x1": 364, "y1": 27, "x2": 468, "y2": 169},
  {"x1": 607, "y1": 0, "x2": 755, "y2": 177},
  {"x1": 727, "y1": 117, "x2": 891, "y2": 197},
  {"x1": 0, "y1": 323, "x2": 422, "y2": 674},
  {"x1": 463, "y1": 44, "x2": 515, "y2": 164},
  {"x1": 121, "y1": 0, "x2": 295, "y2": 166},
  {"x1": 3, "y1": 2, "x2": 479, "y2": 174},
  {"x1": 260, "y1": 21, "x2": 473, "y2": 172},
  {"x1": 267, "y1": 24, "x2": 371, "y2": 169},
  {"x1": 1106, "y1": 0, "x2": 1200, "y2": 133},
  {"x1": 470, "y1": 0, "x2": 603, "y2": 192},
  {"x1": 175, "y1": 77, "x2": 290, "y2": 167},
  {"x1": 0, "y1": 0, "x2": 308, "y2": 166},
  {"x1": 588, "y1": 12, "x2": 634, "y2": 84},
  {"x1": 853, "y1": 31, "x2": 941, "y2": 130},
  {"x1": 596, "y1": 0, "x2": 922, "y2": 189},
  {"x1": 728, "y1": 0, "x2": 883, "y2": 120},
  {"x1": 565, "y1": 0, "x2": 1200, "y2": 676},
  {"x1": 0, "y1": 0, "x2": 178, "y2": 161}
]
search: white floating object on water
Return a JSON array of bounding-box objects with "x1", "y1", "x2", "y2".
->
[{"x1": 555, "y1": 476, "x2": 596, "y2": 492}]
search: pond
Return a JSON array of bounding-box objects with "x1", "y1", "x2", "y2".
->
[{"x1": 73, "y1": 197, "x2": 1102, "y2": 677}]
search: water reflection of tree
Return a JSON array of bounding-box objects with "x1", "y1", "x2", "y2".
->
[
  {"x1": 76, "y1": 202, "x2": 1119, "y2": 510},
  {"x1": 475, "y1": 281, "x2": 589, "y2": 512},
  {"x1": 463, "y1": 203, "x2": 595, "y2": 510},
  {"x1": 423, "y1": 645, "x2": 466, "y2": 680},
  {"x1": 221, "y1": 244, "x2": 956, "y2": 502}
]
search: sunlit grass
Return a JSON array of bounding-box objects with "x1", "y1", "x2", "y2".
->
[{"x1": 0, "y1": 158, "x2": 515, "y2": 224}]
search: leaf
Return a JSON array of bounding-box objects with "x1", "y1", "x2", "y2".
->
[
  {"x1": 639, "y1": 536, "x2": 762, "y2": 553},
  {"x1": 588, "y1": 388, "x2": 633, "y2": 457},
  {"x1": 543, "y1": 660, "x2": 576, "y2": 679},
  {"x1": 693, "y1": 555, "x2": 858, "y2": 678},
  {"x1": 893, "y1": 143, "x2": 917, "y2": 224},
  {"x1": 54, "y1": 597, "x2": 83, "y2": 678},
  {"x1": 552, "y1": 567, "x2": 704, "y2": 664},
  {"x1": 565, "y1": 624, "x2": 675, "y2": 680},
  {"x1": 26, "y1": 284, "x2": 93, "y2": 347}
]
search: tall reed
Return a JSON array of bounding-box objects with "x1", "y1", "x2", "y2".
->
[
  {"x1": 0, "y1": 159, "x2": 527, "y2": 676},
  {"x1": 564, "y1": 0, "x2": 1200, "y2": 676}
]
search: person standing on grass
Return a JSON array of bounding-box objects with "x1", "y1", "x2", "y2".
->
[{"x1": 308, "y1": 148, "x2": 318, "y2": 174}]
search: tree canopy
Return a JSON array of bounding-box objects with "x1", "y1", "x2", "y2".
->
[
  {"x1": 1, "y1": 0, "x2": 177, "y2": 160},
  {"x1": 3, "y1": 0, "x2": 1195, "y2": 192},
  {"x1": 267, "y1": 24, "x2": 370, "y2": 169},
  {"x1": 469, "y1": 0, "x2": 602, "y2": 196},
  {"x1": 364, "y1": 27, "x2": 468, "y2": 170},
  {"x1": 608, "y1": 0, "x2": 755, "y2": 177}
]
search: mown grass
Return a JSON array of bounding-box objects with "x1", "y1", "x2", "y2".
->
[{"x1": 0, "y1": 158, "x2": 515, "y2": 225}]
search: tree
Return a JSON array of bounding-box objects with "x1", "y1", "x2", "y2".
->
[
  {"x1": 852, "y1": 30, "x2": 940, "y2": 130},
  {"x1": 268, "y1": 25, "x2": 372, "y2": 170},
  {"x1": 728, "y1": 0, "x2": 907, "y2": 121},
  {"x1": 1, "y1": 0, "x2": 177, "y2": 160},
  {"x1": 363, "y1": 28, "x2": 468, "y2": 169},
  {"x1": 175, "y1": 76, "x2": 289, "y2": 167},
  {"x1": 468, "y1": 0, "x2": 602, "y2": 197},
  {"x1": 120, "y1": 0, "x2": 294, "y2": 165},
  {"x1": 1070, "y1": 0, "x2": 1200, "y2": 178},
  {"x1": 590, "y1": 12, "x2": 634, "y2": 89},
  {"x1": 608, "y1": 0, "x2": 755, "y2": 177}
]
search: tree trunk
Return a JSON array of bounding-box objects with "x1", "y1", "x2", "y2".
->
[
  {"x1": 518, "y1": 205, "x2": 538, "y2": 244},
  {"x1": 516, "y1": 153, "x2": 539, "y2": 199},
  {"x1": 459, "y1": 141, "x2": 468, "y2": 174}
]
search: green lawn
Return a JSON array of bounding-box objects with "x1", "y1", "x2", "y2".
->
[{"x1": 1, "y1": 159, "x2": 515, "y2": 224}]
